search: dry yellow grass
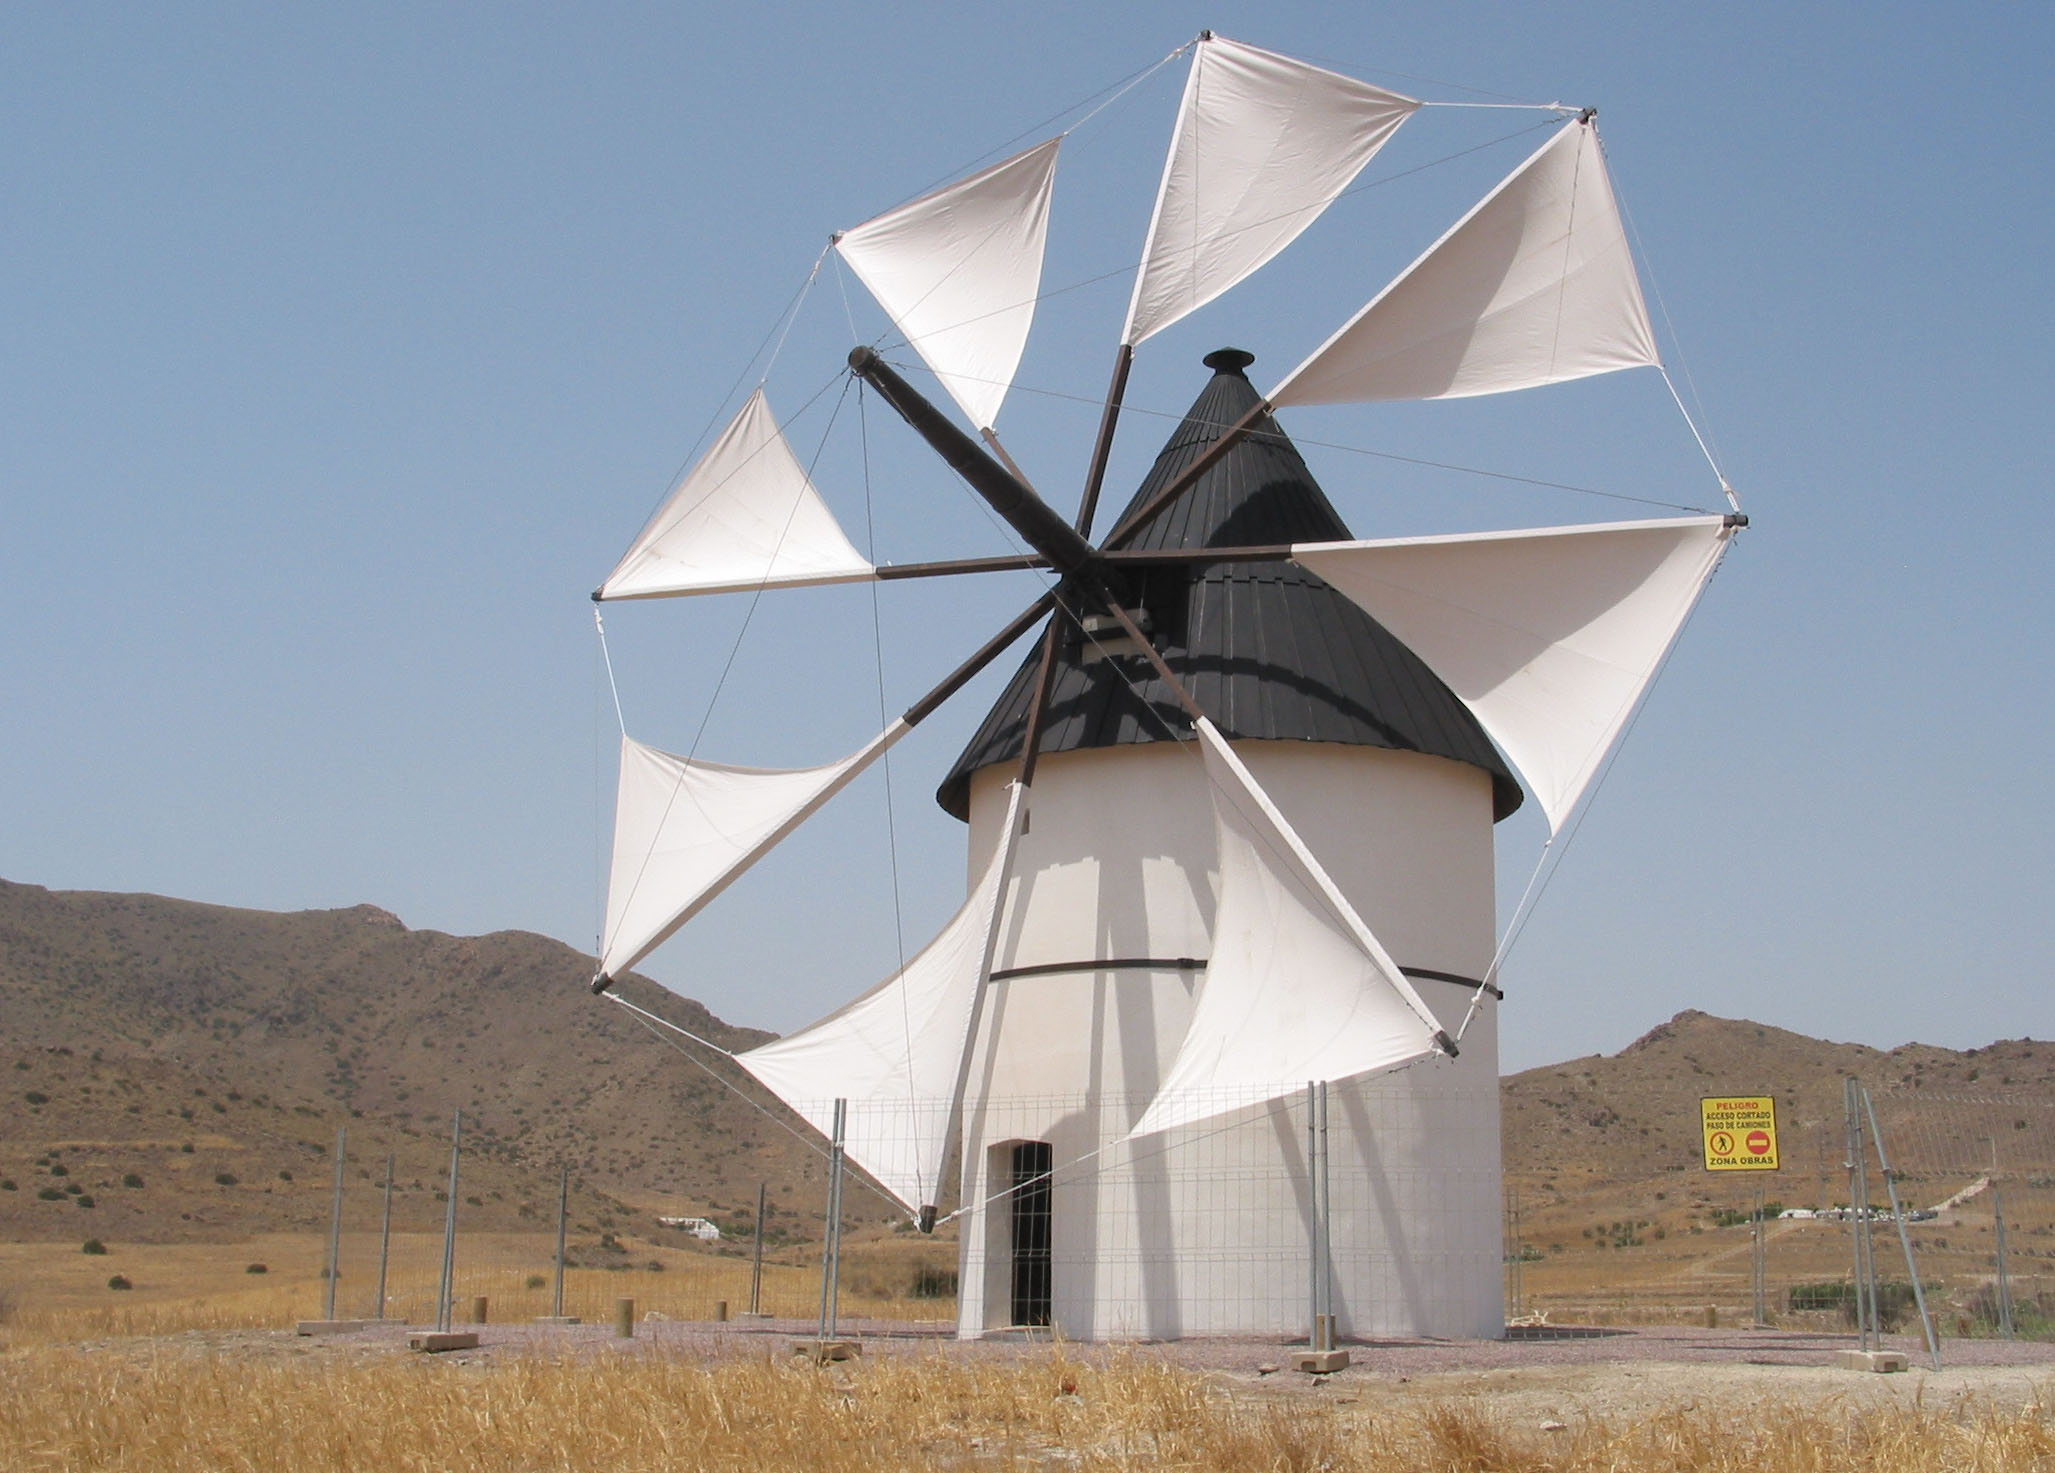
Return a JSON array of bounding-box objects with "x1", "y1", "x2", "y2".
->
[
  {"x1": 3, "y1": 1342, "x2": 2052, "y2": 1472},
  {"x1": 0, "y1": 1231, "x2": 960, "y2": 1344}
]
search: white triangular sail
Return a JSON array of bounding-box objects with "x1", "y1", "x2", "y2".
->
[
  {"x1": 1293, "y1": 515, "x2": 1734, "y2": 832},
  {"x1": 735, "y1": 783, "x2": 1028, "y2": 1215},
  {"x1": 599, "y1": 389, "x2": 875, "y2": 600},
  {"x1": 834, "y1": 137, "x2": 1060, "y2": 431},
  {"x1": 1123, "y1": 36, "x2": 1418, "y2": 348},
  {"x1": 1271, "y1": 118, "x2": 1658, "y2": 406},
  {"x1": 1129, "y1": 720, "x2": 1446, "y2": 1138},
  {"x1": 598, "y1": 722, "x2": 910, "y2": 983}
]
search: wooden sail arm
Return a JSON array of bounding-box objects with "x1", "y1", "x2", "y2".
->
[
  {"x1": 1073, "y1": 344, "x2": 1135, "y2": 541},
  {"x1": 848, "y1": 347, "x2": 1127, "y2": 609},
  {"x1": 904, "y1": 590, "x2": 1060, "y2": 726},
  {"x1": 1101, "y1": 400, "x2": 1271, "y2": 549},
  {"x1": 872, "y1": 544, "x2": 1299, "y2": 582}
]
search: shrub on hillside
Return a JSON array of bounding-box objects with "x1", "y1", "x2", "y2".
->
[
  {"x1": 122, "y1": 1173, "x2": 144, "y2": 1188},
  {"x1": 245, "y1": 1263, "x2": 267, "y2": 1275},
  {"x1": 213, "y1": 1173, "x2": 238, "y2": 1186},
  {"x1": 81, "y1": 1240, "x2": 107, "y2": 1255},
  {"x1": 106, "y1": 1275, "x2": 132, "y2": 1291}
]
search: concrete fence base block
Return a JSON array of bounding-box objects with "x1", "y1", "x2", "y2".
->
[
  {"x1": 295, "y1": 1320, "x2": 376, "y2": 1336},
  {"x1": 533, "y1": 1316, "x2": 583, "y2": 1326},
  {"x1": 1290, "y1": 1349, "x2": 1352, "y2": 1374},
  {"x1": 1835, "y1": 1349, "x2": 1909, "y2": 1373},
  {"x1": 791, "y1": 1339, "x2": 861, "y2": 1363},
  {"x1": 408, "y1": 1331, "x2": 482, "y2": 1353}
]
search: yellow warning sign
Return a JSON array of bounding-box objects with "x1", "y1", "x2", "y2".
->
[{"x1": 1701, "y1": 1096, "x2": 1779, "y2": 1171}]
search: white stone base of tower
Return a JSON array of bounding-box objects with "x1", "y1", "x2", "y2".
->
[{"x1": 953, "y1": 739, "x2": 1504, "y2": 1342}]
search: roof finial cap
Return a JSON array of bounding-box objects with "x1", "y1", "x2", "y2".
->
[{"x1": 1202, "y1": 347, "x2": 1255, "y2": 375}]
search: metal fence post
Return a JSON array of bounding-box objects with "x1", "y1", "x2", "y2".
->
[
  {"x1": 1845, "y1": 1078, "x2": 1876, "y2": 1349},
  {"x1": 436, "y1": 1111, "x2": 462, "y2": 1333},
  {"x1": 1864, "y1": 1087, "x2": 1940, "y2": 1369},
  {"x1": 1751, "y1": 1182, "x2": 1768, "y2": 1327},
  {"x1": 1315, "y1": 1080, "x2": 1333, "y2": 1351},
  {"x1": 324, "y1": 1126, "x2": 346, "y2": 1321},
  {"x1": 375, "y1": 1152, "x2": 393, "y2": 1320},
  {"x1": 816, "y1": 1099, "x2": 846, "y2": 1343},
  {"x1": 554, "y1": 1163, "x2": 569, "y2": 1320},
  {"x1": 750, "y1": 1180, "x2": 767, "y2": 1317},
  {"x1": 1995, "y1": 1181, "x2": 2015, "y2": 1338}
]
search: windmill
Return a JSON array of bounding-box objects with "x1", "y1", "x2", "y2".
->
[{"x1": 588, "y1": 34, "x2": 1742, "y2": 1341}]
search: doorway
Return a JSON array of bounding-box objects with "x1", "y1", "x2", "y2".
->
[{"x1": 1008, "y1": 1141, "x2": 1053, "y2": 1327}]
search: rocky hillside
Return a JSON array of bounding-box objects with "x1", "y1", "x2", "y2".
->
[
  {"x1": 6, "y1": 877, "x2": 2047, "y2": 1275},
  {"x1": 0, "y1": 878, "x2": 838, "y2": 1245}
]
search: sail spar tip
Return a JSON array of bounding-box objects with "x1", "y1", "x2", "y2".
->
[{"x1": 591, "y1": 971, "x2": 614, "y2": 996}]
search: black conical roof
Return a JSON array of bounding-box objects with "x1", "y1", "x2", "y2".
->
[{"x1": 935, "y1": 351, "x2": 1522, "y2": 821}]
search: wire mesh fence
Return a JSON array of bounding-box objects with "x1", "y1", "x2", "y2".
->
[
  {"x1": 300, "y1": 1069, "x2": 1501, "y2": 1342},
  {"x1": 1501, "y1": 1085, "x2": 2055, "y2": 1344},
  {"x1": 285, "y1": 1078, "x2": 2055, "y2": 1346}
]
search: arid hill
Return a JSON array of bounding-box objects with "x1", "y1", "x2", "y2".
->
[
  {"x1": 5, "y1": 876, "x2": 2048, "y2": 1303},
  {"x1": 0, "y1": 877, "x2": 840, "y2": 1245}
]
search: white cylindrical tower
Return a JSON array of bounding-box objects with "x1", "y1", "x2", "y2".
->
[{"x1": 937, "y1": 351, "x2": 1520, "y2": 1341}]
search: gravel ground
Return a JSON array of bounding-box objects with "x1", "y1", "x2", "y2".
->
[{"x1": 64, "y1": 1317, "x2": 2055, "y2": 1420}]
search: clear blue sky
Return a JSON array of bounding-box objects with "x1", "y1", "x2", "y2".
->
[{"x1": 4, "y1": 4, "x2": 2050, "y2": 1072}]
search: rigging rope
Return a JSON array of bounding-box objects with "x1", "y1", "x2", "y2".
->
[
  {"x1": 1456, "y1": 532, "x2": 1741, "y2": 1043},
  {"x1": 594, "y1": 614, "x2": 612, "y2": 959},
  {"x1": 880, "y1": 353, "x2": 1723, "y2": 516},
  {"x1": 606, "y1": 993, "x2": 912, "y2": 1219},
  {"x1": 886, "y1": 41, "x2": 1193, "y2": 211},
  {"x1": 1609, "y1": 148, "x2": 1740, "y2": 511},
  {"x1": 622, "y1": 246, "x2": 835, "y2": 540},
  {"x1": 857, "y1": 380, "x2": 924, "y2": 1189},
  {"x1": 593, "y1": 609, "x2": 627, "y2": 735}
]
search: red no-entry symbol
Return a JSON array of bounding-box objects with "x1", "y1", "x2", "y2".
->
[{"x1": 1746, "y1": 1129, "x2": 1772, "y2": 1156}]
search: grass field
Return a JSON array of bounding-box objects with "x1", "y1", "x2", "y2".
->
[
  {"x1": 8, "y1": 1232, "x2": 2055, "y2": 1470},
  {"x1": 6, "y1": 1336, "x2": 2055, "y2": 1472},
  {"x1": 0, "y1": 1228, "x2": 960, "y2": 1343}
]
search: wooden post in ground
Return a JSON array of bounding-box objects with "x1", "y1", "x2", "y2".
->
[{"x1": 614, "y1": 1297, "x2": 635, "y2": 1338}]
